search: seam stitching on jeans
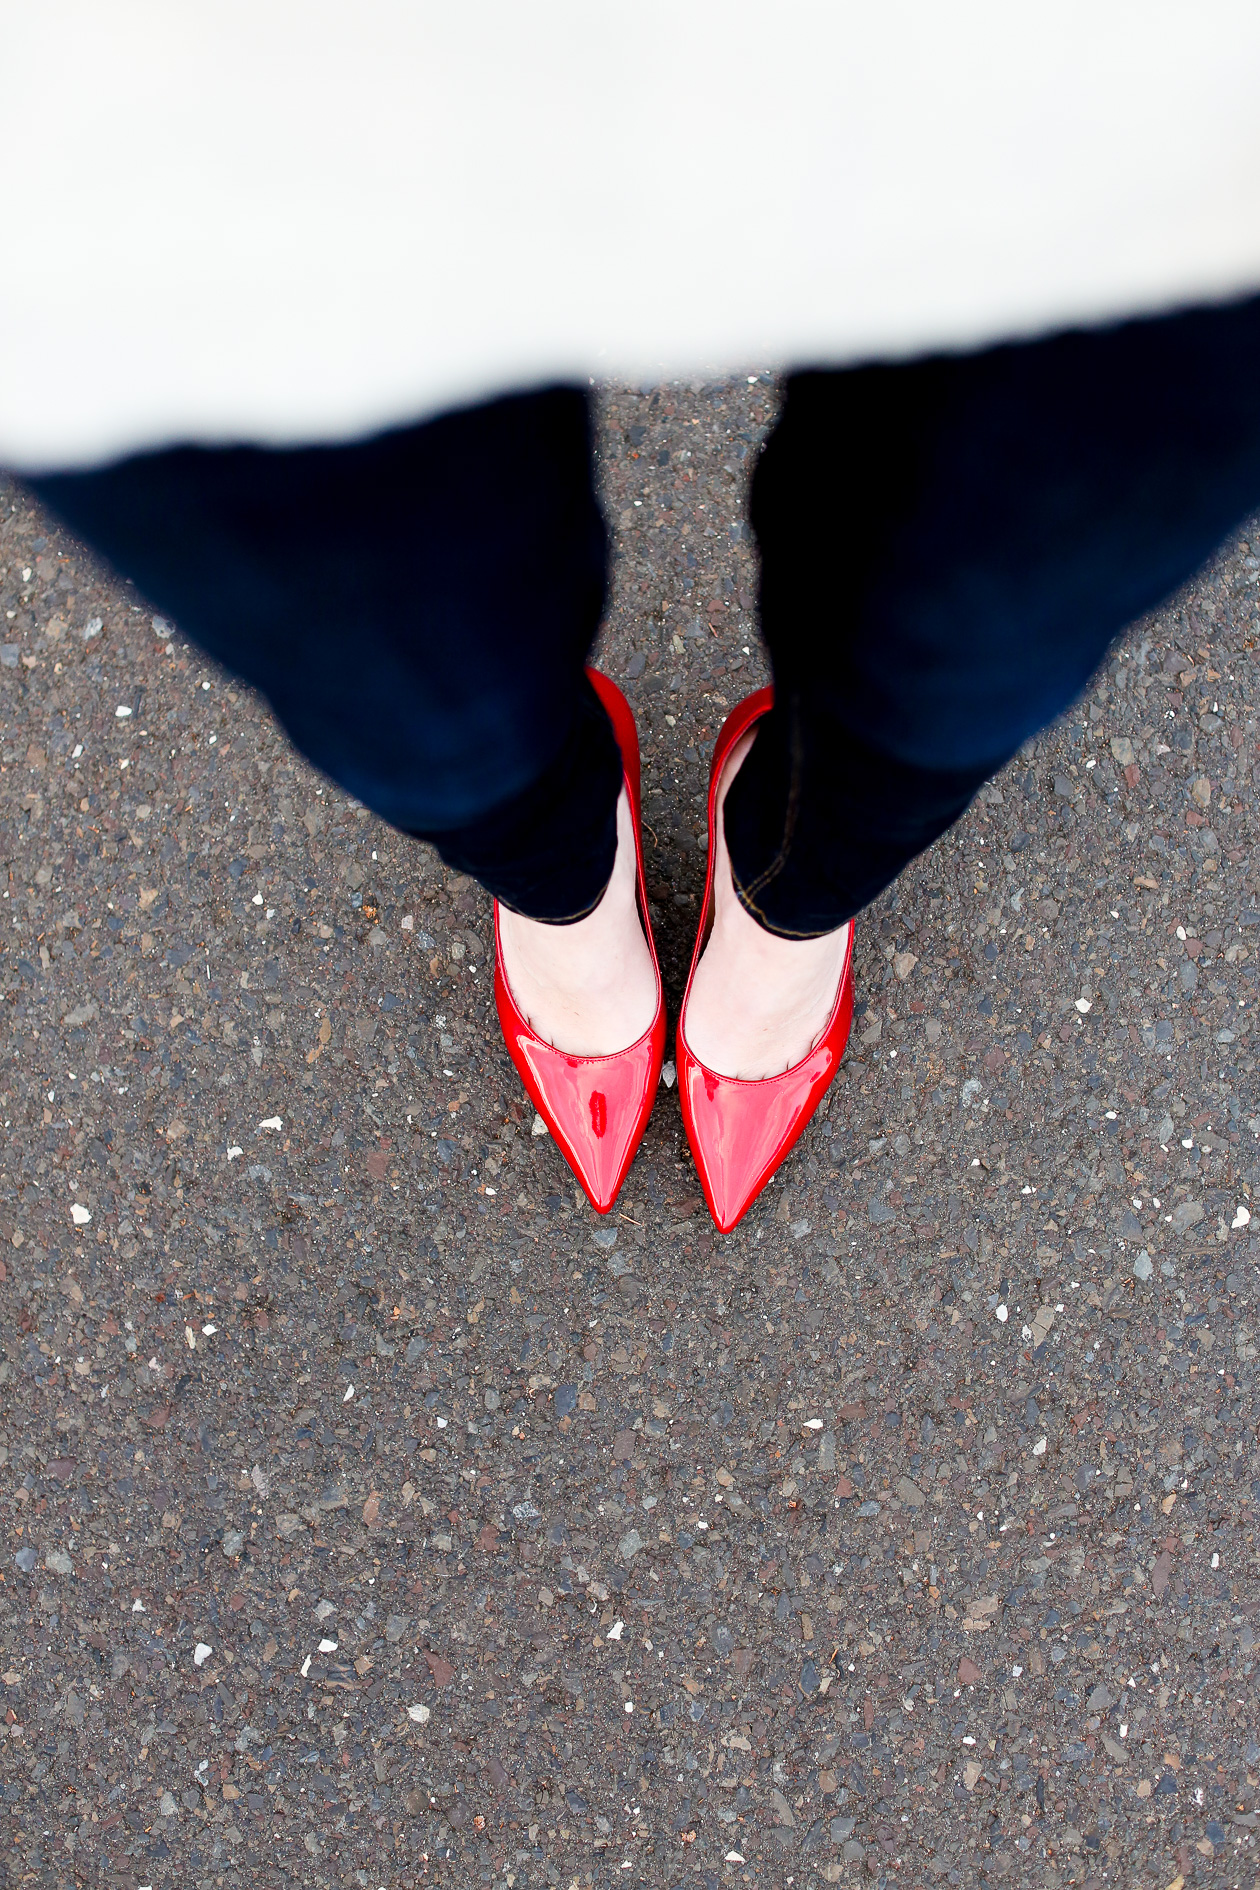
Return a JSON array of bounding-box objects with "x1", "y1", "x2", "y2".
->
[
  {"x1": 498, "y1": 886, "x2": 607, "y2": 926},
  {"x1": 729, "y1": 864, "x2": 828, "y2": 940}
]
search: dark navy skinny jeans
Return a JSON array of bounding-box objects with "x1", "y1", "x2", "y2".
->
[{"x1": 30, "y1": 292, "x2": 1260, "y2": 934}]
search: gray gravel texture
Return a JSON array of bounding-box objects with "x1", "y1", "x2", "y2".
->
[{"x1": 1, "y1": 377, "x2": 1259, "y2": 1890}]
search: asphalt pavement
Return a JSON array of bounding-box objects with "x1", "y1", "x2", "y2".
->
[{"x1": 2, "y1": 377, "x2": 1259, "y2": 1890}]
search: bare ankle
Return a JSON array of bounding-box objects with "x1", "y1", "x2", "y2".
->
[{"x1": 496, "y1": 786, "x2": 658, "y2": 1057}]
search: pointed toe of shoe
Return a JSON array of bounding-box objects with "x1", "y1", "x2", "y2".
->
[
  {"x1": 491, "y1": 668, "x2": 665, "y2": 1216},
  {"x1": 675, "y1": 684, "x2": 857, "y2": 1231},
  {"x1": 679, "y1": 1038, "x2": 842, "y2": 1232},
  {"x1": 511, "y1": 1020, "x2": 664, "y2": 1214}
]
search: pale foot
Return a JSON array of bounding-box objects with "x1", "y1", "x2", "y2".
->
[
  {"x1": 684, "y1": 729, "x2": 850, "y2": 1078},
  {"x1": 497, "y1": 785, "x2": 658, "y2": 1056}
]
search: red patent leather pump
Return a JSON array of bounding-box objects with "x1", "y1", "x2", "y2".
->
[
  {"x1": 677, "y1": 688, "x2": 855, "y2": 1232},
  {"x1": 494, "y1": 669, "x2": 665, "y2": 1215}
]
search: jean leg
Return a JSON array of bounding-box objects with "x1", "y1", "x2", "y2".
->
[
  {"x1": 30, "y1": 386, "x2": 622, "y2": 921},
  {"x1": 724, "y1": 293, "x2": 1260, "y2": 936}
]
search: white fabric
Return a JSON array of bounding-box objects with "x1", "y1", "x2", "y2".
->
[{"x1": 3, "y1": 1, "x2": 1260, "y2": 469}]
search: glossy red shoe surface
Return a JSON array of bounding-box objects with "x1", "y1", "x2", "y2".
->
[
  {"x1": 494, "y1": 668, "x2": 665, "y2": 1215},
  {"x1": 677, "y1": 688, "x2": 855, "y2": 1233}
]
